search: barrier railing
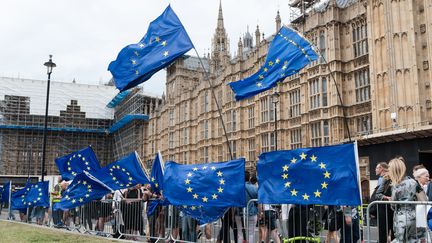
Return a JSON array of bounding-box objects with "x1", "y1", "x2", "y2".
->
[{"x1": 10, "y1": 198, "x2": 432, "y2": 242}]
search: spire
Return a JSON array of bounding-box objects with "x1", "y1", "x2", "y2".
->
[
  {"x1": 217, "y1": 0, "x2": 224, "y2": 30},
  {"x1": 276, "y1": 10, "x2": 281, "y2": 32},
  {"x1": 255, "y1": 25, "x2": 261, "y2": 46}
]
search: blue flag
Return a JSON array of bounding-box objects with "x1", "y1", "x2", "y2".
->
[
  {"x1": 163, "y1": 158, "x2": 246, "y2": 207},
  {"x1": 92, "y1": 152, "x2": 150, "y2": 190},
  {"x1": 257, "y1": 143, "x2": 361, "y2": 206},
  {"x1": 11, "y1": 181, "x2": 49, "y2": 209},
  {"x1": 1, "y1": 181, "x2": 11, "y2": 203},
  {"x1": 150, "y1": 152, "x2": 164, "y2": 194},
  {"x1": 229, "y1": 26, "x2": 318, "y2": 100},
  {"x1": 55, "y1": 146, "x2": 101, "y2": 181},
  {"x1": 179, "y1": 205, "x2": 228, "y2": 225},
  {"x1": 54, "y1": 172, "x2": 112, "y2": 210},
  {"x1": 108, "y1": 5, "x2": 194, "y2": 91}
]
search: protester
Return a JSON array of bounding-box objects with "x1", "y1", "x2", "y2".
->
[
  {"x1": 245, "y1": 172, "x2": 258, "y2": 243},
  {"x1": 51, "y1": 177, "x2": 63, "y2": 227},
  {"x1": 259, "y1": 204, "x2": 281, "y2": 243},
  {"x1": 388, "y1": 157, "x2": 426, "y2": 242},
  {"x1": 375, "y1": 162, "x2": 388, "y2": 187}
]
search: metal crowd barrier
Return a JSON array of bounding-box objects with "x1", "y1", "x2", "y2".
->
[
  {"x1": 7, "y1": 197, "x2": 415, "y2": 243},
  {"x1": 366, "y1": 200, "x2": 432, "y2": 243}
]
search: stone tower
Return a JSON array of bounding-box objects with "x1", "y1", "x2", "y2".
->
[{"x1": 211, "y1": 0, "x2": 230, "y2": 73}]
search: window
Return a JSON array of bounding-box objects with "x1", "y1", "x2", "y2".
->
[
  {"x1": 169, "y1": 132, "x2": 174, "y2": 149},
  {"x1": 183, "y1": 128, "x2": 188, "y2": 145},
  {"x1": 169, "y1": 109, "x2": 174, "y2": 126},
  {"x1": 226, "y1": 110, "x2": 236, "y2": 132},
  {"x1": 218, "y1": 145, "x2": 223, "y2": 162},
  {"x1": 183, "y1": 152, "x2": 188, "y2": 164},
  {"x1": 357, "y1": 115, "x2": 372, "y2": 134},
  {"x1": 248, "y1": 106, "x2": 255, "y2": 128},
  {"x1": 310, "y1": 122, "x2": 322, "y2": 147},
  {"x1": 323, "y1": 120, "x2": 329, "y2": 145},
  {"x1": 322, "y1": 77, "x2": 328, "y2": 107},
  {"x1": 248, "y1": 138, "x2": 256, "y2": 162},
  {"x1": 289, "y1": 89, "x2": 301, "y2": 118},
  {"x1": 290, "y1": 129, "x2": 302, "y2": 149},
  {"x1": 227, "y1": 141, "x2": 237, "y2": 159},
  {"x1": 204, "y1": 91, "x2": 209, "y2": 112},
  {"x1": 204, "y1": 146, "x2": 209, "y2": 162},
  {"x1": 355, "y1": 69, "x2": 370, "y2": 103},
  {"x1": 180, "y1": 102, "x2": 188, "y2": 122},
  {"x1": 309, "y1": 79, "x2": 320, "y2": 109},
  {"x1": 319, "y1": 31, "x2": 326, "y2": 63},
  {"x1": 260, "y1": 96, "x2": 274, "y2": 123},
  {"x1": 204, "y1": 120, "x2": 209, "y2": 139},
  {"x1": 353, "y1": 23, "x2": 368, "y2": 57},
  {"x1": 261, "y1": 133, "x2": 276, "y2": 152}
]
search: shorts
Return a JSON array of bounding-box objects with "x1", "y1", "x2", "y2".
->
[{"x1": 264, "y1": 210, "x2": 277, "y2": 231}]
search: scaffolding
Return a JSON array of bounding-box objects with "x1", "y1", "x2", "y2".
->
[{"x1": 0, "y1": 77, "x2": 161, "y2": 178}]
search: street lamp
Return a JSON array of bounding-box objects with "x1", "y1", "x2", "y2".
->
[
  {"x1": 272, "y1": 92, "x2": 280, "y2": 150},
  {"x1": 41, "y1": 55, "x2": 56, "y2": 181}
]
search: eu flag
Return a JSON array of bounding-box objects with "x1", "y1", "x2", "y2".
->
[
  {"x1": 11, "y1": 182, "x2": 49, "y2": 209},
  {"x1": 163, "y1": 158, "x2": 246, "y2": 207},
  {"x1": 1, "y1": 181, "x2": 11, "y2": 203},
  {"x1": 179, "y1": 205, "x2": 228, "y2": 225},
  {"x1": 229, "y1": 26, "x2": 318, "y2": 100},
  {"x1": 92, "y1": 152, "x2": 150, "y2": 190},
  {"x1": 54, "y1": 171, "x2": 112, "y2": 210},
  {"x1": 150, "y1": 152, "x2": 164, "y2": 194},
  {"x1": 55, "y1": 146, "x2": 101, "y2": 181},
  {"x1": 108, "y1": 5, "x2": 194, "y2": 91},
  {"x1": 257, "y1": 143, "x2": 361, "y2": 206}
]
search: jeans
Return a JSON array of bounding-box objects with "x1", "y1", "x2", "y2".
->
[
  {"x1": 182, "y1": 216, "x2": 197, "y2": 241},
  {"x1": 52, "y1": 204, "x2": 63, "y2": 226}
]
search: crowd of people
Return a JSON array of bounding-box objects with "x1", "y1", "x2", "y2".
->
[{"x1": 3, "y1": 155, "x2": 432, "y2": 242}]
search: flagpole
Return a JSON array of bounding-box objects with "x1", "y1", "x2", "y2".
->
[
  {"x1": 192, "y1": 48, "x2": 233, "y2": 242},
  {"x1": 192, "y1": 48, "x2": 234, "y2": 160},
  {"x1": 8, "y1": 181, "x2": 12, "y2": 220},
  {"x1": 319, "y1": 54, "x2": 352, "y2": 142}
]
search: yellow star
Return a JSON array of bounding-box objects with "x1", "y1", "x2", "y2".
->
[
  {"x1": 263, "y1": 67, "x2": 268, "y2": 72},
  {"x1": 281, "y1": 173, "x2": 288, "y2": 179},
  {"x1": 155, "y1": 37, "x2": 160, "y2": 42},
  {"x1": 212, "y1": 194, "x2": 218, "y2": 199},
  {"x1": 302, "y1": 193, "x2": 309, "y2": 200},
  {"x1": 282, "y1": 165, "x2": 289, "y2": 171},
  {"x1": 217, "y1": 171, "x2": 223, "y2": 177},
  {"x1": 161, "y1": 40, "x2": 167, "y2": 46},
  {"x1": 134, "y1": 51, "x2": 139, "y2": 56},
  {"x1": 202, "y1": 166, "x2": 208, "y2": 170},
  {"x1": 310, "y1": 155, "x2": 317, "y2": 162},
  {"x1": 284, "y1": 182, "x2": 291, "y2": 188},
  {"x1": 163, "y1": 51, "x2": 169, "y2": 57},
  {"x1": 191, "y1": 206, "x2": 196, "y2": 210},
  {"x1": 319, "y1": 162, "x2": 326, "y2": 169},
  {"x1": 219, "y1": 179, "x2": 225, "y2": 185},
  {"x1": 185, "y1": 178, "x2": 191, "y2": 184},
  {"x1": 202, "y1": 197, "x2": 208, "y2": 202},
  {"x1": 88, "y1": 189, "x2": 92, "y2": 192},
  {"x1": 268, "y1": 61, "x2": 274, "y2": 66},
  {"x1": 139, "y1": 43, "x2": 144, "y2": 48},
  {"x1": 187, "y1": 172, "x2": 193, "y2": 177},
  {"x1": 155, "y1": 183, "x2": 159, "y2": 188},
  {"x1": 72, "y1": 199, "x2": 76, "y2": 204},
  {"x1": 275, "y1": 58, "x2": 280, "y2": 64},
  {"x1": 151, "y1": 177, "x2": 155, "y2": 182},
  {"x1": 291, "y1": 189, "x2": 298, "y2": 196},
  {"x1": 67, "y1": 167, "x2": 71, "y2": 171},
  {"x1": 193, "y1": 193, "x2": 198, "y2": 199},
  {"x1": 85, "y1": 194, "x2": 90, "y2": 198},
  {"x1": 187, "y1": 187, "x2": 193, "y2": 193},
  {"x1": 291, "y1": 158, "x2": 297, "y2": 163},
  {"x1": 82, "y1": 181, "x2": 87, "y2": 185},
  {"x1": 282, "y1": 65, "x2": 287, "y2": 70},
  {"x1": 211, "y1": 166, "x2": 216, "y2": 170},
  {"x1": 87, "y1": 167, "x2": 91, "y2": 170},
  {"x1": 324, "y1": 171, "x2": 331, "y2": 178},
  {"x1": 314, "y1": 190, "x2": 321, "y2": 198},
  {"x1": 218, "y1": 187, "x2": 224, "y2": 193},
  {"x1": 87, "y1": 185, "x2": 91, "y2": 189},
  {"x1": 112, "y1": 177, "x2": 117, "y2": 181},
  {"x1": 321, "y1": 182, "x2": 328, "y2": 189},
  {"x1": 79, "y1": 198, "x2": 84, "y2": 203},
  {"x1": 284, "y1": 61, "x2": 288, "y2": 65},
  {"x1": 131, "y1": 60, "x2": 136, "y2": 65},
  {"x1": 135, "y1": 70, "x2": 139, "y2": 75},
  {"x1": 193, "y1": 167, "x2": 198, "y2": 171},
  {"x1": 258, "y1": 75, "x2": 264, "y2": 80},
  {"x1": 256, "y1": 82, "x2": 263, "y2": 87},
  {"x1": 129, "y1": 177, "x2": 133, "y2": 181},
  {"x1": 300, "y1": 152, "x2": 307, "y2": 160}
]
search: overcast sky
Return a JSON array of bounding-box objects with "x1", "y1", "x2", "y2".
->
[{"x1": 0, "y1": 0, "x2": 294, "y2": 96}]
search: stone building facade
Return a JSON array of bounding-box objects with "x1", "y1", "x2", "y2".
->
[{"x1": 144, "y1": 0, "x2": 432, "y2": 188}]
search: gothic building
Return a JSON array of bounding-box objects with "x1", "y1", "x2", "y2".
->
[{"x1": 145, "y1": 0, "x2": 432, "y2": 195}]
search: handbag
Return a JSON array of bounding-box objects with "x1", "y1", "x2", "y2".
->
[{"x1": 416, "y1": 189, "x2": 428, "y2": 202}]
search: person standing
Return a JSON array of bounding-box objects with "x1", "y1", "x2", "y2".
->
[
  {"x1": 51, "y1": 177, "x2": 63, "y2": 227},
  {"x1": 245, "y1": 172, "x2": 258, "y2": 243}
]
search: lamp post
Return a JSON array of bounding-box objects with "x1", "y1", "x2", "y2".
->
[
  {"x1": 272, "y1": 92, "x2": 280, "y2": 151},
  {"x1": 41, "y1": 55, "x2": 56, "y2": 181}
]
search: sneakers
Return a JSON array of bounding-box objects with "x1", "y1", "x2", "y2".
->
[{"x1": 197, "y1": 230, "x2": 203, "y2": 239}]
